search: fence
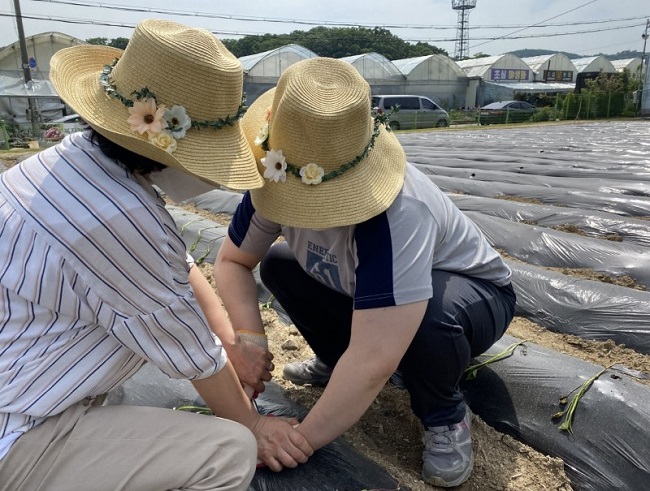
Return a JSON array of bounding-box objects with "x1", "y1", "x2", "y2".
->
[{"x1": 467, "y1": 90, "x2": 638, "y2": 126}]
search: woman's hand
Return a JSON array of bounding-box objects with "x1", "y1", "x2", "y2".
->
[
  {"x1": 250, "y1": 414, "x2": 313, "y2": 471},
  {"x1": 226, "y1": 334, "x2": 273, "y2": 394}
]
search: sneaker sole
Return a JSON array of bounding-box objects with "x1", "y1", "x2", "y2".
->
[{"x1": 422, "y1": 453, "x2": 474, "y2": 488}]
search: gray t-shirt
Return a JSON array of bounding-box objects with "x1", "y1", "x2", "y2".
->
[{"x1": 229, "y1": 163, "x2": 511, "y2": 310}]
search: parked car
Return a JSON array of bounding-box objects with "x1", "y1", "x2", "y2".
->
[
  {"x1": 49, "y1": 113, "x2": 87, "y2": 134},
  {"x1": 477, "y1": 101, "x2": 537, "y2": 125},
  {"x1": 51, "y1": 113, "x2": 84, "y2": 124},
  {"x1": 372, "y1": 95, "x2": 449, "y2": 130}
]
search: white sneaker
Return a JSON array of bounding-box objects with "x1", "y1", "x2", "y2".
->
[{"x1": 422, "y1": 411, "x2": 473, "y2": 487}]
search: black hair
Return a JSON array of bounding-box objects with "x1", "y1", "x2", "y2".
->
[{"x1": 89, "y1": 129, "x2": 166, "y2": 175}]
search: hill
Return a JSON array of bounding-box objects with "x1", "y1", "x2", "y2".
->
[{"x1": 509, "y1": 48, "x2": 643, "y2": 60}]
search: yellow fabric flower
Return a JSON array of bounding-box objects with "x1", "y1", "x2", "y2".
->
[
  {"x1": 300, "y1": 163, "x2": 325, "y2": 185},
  {"x1": 127, "y1": 98, "x2": 167, "y2": 136},
  {"x1": 254, "y1": 122, "x2": 269, "y2": 147},
  {"x1": 148, "y1": 130, "x2": 177, "y2": 154}
]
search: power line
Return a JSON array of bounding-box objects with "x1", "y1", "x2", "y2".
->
[
  {"x1": 473, "y1": 0, "x2": 600, "y2": 49},
  {"x1": 2, "y1": 11, "x2": 643, "y2": 45},
  {"x1": 26, "y1": 0, "x2": 649, "y2": 31}
]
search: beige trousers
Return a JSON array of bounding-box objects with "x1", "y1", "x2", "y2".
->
[{"x1": 0, "y1": 402, "x2": 256, "y2": 491}]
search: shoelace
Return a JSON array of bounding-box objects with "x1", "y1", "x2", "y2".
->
[{"x1": 424, "y1": 424, "x2": 459, "y2": 448}]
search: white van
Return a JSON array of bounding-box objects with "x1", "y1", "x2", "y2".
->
[{"x1": 372, "y1": 95, "x2": 449, "y2": 130}]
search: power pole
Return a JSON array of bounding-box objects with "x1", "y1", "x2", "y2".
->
[
  {"x1": 640, "y1": 18, "x2": 649, "y2": 115},
  {"x1": 13, "y1": 0, "x2": 40, "y2": 135},
  {"x1": 641, "y1": 19, "x2": 649, "y2": 80}
]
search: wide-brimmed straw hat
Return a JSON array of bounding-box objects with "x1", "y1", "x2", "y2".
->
[
  {"x1": 50, "y1": 18, "x2": 263, "y2": 190},
  {"x1": 241, "y1": 57, "x2": 406, "y2": 228}
]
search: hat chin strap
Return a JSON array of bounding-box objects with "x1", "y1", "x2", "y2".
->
[{"x1": 149, "y1": 167, "x2": 217, "y2": 202}]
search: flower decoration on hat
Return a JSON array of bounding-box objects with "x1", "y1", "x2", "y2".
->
[
  {"x1": 100, "y1": 58, "x2": 247, "y2": 155},
  {"x1": 261, "y1": 149, "x2": 287, "y2": 183},
  {"x1": 127, "y1": 97, "x2": 166, "y2": 135},
  {"x1": 164, "y1": 105, "x2": 192, "y2": 139},
  {"x1": 299, "y1": 163, "x2": 325, "y2": 185},
  {"x1": 255, "y1": 106, "x2": 396, "y2": 186}
]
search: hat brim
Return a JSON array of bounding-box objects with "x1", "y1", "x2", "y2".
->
[
  {"x1": 242, "y1": 89, "x2": 406, "y2": 228},
  {"x1": 50, "y1": 45, "x2": 263, "y2": 190}
]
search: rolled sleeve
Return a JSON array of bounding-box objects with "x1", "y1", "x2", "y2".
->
[{"x1": 109, "y1": 292, "x2": 227, "y2": 380}]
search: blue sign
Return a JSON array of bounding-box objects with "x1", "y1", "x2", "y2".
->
[{"x1": 490, "y1": 68, "x2": 530, "y2": 81}]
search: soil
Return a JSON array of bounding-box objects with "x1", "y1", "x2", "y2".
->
[{"x1": 3, "y1": 148, "x2": 648, "y2": 491}]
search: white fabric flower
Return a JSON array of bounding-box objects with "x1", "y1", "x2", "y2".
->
[
  {"x1": 148, "y1": 130, "x2": 178, "y2": 154},
  {"x1": 164, "y1": 105, "x2": 192, "y2": 139},
  {"x1": 299, "y1": 163, "x2": 325, "y2": 185},
  {"x1": 254, "y1": 122, "x2": 269, "y2": 147},
  {"x1": 261, "y1": 149, "x2": 287, "y2": 183}
]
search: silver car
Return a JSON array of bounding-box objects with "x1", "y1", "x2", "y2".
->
[{"x1": 372, "y1": 95, "x2": 450, "y2": 130}]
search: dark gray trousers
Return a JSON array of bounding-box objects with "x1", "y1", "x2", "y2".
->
[{"x1": 260, "y1": 242, "x2": 516, "y2": 427}]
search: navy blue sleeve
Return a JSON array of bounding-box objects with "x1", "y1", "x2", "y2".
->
[
  {"x1": 353, "y1": 211, "x2": 396, "y2": 309},
  {"x1": 228, "y1": 192, "x2": 255, "y2": 247}
]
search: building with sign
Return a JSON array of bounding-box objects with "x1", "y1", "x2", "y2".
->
[
  {"x1": 456, "y1": 54, "x2": 533, "y2": 83},
  {"x1": 521, "y1": 53, "x2": 577, "y2": 83},
  {"x1": 572, "y1": 56, "x2": 617, "y2": 92},
  {"x1": 455, "y1": 53, "x2": 576, "y2": 106}
]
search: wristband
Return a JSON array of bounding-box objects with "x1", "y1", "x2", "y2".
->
[{"x1": 236, "y1": 329, "x2": 268, "y2": 350}]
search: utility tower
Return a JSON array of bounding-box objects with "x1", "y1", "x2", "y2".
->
[{"x1": 452, "y1": 0, "x2": 477, "y2": 61}]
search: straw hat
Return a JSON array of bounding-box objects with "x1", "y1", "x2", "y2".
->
[
  {"x1": 50, "y1": 18, "x2": 263, "y2": 190},
  {"x1": 241, "y1": 58, "x2": 406, "y2": 228}
]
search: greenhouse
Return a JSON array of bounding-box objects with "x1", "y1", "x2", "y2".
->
[
  {"x1": 456, "y1": 54, "x2": 533, "y2": 84},
  {"x1": 340, "y1": 52, "x2": 403, "y2": 81},
  {"x1": 571, "y1": 56, "x2": 617, "y2": 74},
  {"x1": 239, "y1": 44, "x2": 318, "y2": 103},
  {"x1": 572, "y1": 56, "x2": 618, "y2": 92},
  {"x1": 611, "y1": 58, "x2": 643, "y2": 78},
  {"x1": 456, "y1": 54, "x2": 535, "y2": 107},
  {"x1": 391, "y1": 54, "x2": 468, "y2": 109},
  {"x1": 520, "y1": 53, "x2": 577, "y2": 83},
  {"x1": 0, "y1": 32, "x2": 84, "y2": 123}
]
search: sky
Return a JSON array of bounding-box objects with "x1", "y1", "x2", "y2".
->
[{"x1": 1, "y1": 0, "x2": 649, "y2": 58}]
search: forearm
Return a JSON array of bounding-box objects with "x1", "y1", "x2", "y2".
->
[
  {"x1": 298, "y1": 302, "x2": 427, "y2": 450},
  {"x1": 191, "y1": 362, "x2": 259, "y2": 428},
  {"x1": 297, "y1": 351, "x2": 393, "y2": 450},
  {"x1": 188, "y1": 265, "x2": 237, "y2": 346},
  {"x1": 213, "y1": 259, "x2": 264, "y2": 334}
]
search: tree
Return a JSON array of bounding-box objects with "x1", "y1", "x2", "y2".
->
[
  {"x1": 86, "y1": 37, "x2": 108, "y2": 45},
  {"x1": 222, "y1": 26, "x2": 447, "y2": 60},
  {"x1": 85, "y1": 37, "x2": 128, "y2": 49},
  {"x1": 109, "y1": 37, "x2": 129, "y2": 50}
]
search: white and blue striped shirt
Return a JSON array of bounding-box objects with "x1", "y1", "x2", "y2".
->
[{"x1": 0, "y1": 132, "x2": 226, "y2": 460}]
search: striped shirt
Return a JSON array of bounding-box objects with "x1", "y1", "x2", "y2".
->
[{"x1": 0, "y1": 132, "x2": 226, "y2": 460}]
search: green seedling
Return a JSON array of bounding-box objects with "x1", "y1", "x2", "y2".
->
[
  {"x1": 464, "y1": 339, "x2": 529, "y2": 380},
  {"x1": 552, "y1": 363, "x2": 614, "y2": 434},
  {"x1": 174, "y1": 405, "x2": 213, "y2": 415},
  {"x1": 261, "y1": 294, "x2": 275, "y2": 310}
]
